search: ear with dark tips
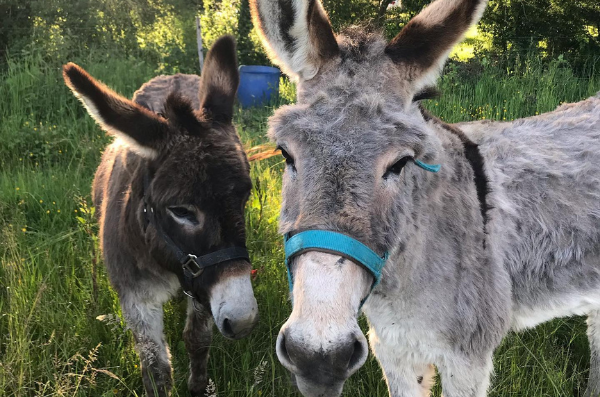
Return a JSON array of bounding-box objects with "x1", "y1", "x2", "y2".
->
[
  {"x1": 306, "y1": 0, "x2": 339, "y2": 61},
  {"x1": 62, "y1": 62, "x2": 168, "y2": 158},
  {"x1": 385, "y1": 0, "x2": 488, "y2": 92},
  {"x1": 199, "y1": 35, "x2": 239, "y2": 124},
  {"x1": 250, "y1": 0, "x2": 339, "y2": 80}
]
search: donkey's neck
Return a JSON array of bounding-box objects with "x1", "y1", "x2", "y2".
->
[
  {"x1": 393, "y1": 110, "x2": 491, "y2": 274},
  {"x1": 421, "y1": 108, "x2": 491, "y2": 226}
]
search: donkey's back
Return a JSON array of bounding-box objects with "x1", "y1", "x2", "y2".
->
[
  {"x1": 134, "y1": 74, "x2": 201, "y2": 112},
  {"x1": 460, "y1": 93, "x2": 600, "y2": 331}
]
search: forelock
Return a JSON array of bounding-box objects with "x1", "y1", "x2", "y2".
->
[
  {"x1": 267, "y1": 25, "x2": 438, "y2": 154},
  {"x1": 337, "y1": 25, "x2": 387, "y2": 62}
]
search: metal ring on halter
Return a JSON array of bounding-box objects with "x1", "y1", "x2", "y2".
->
[{"x1": 183, "y1": 290, "x2": 206, "y2": 313}]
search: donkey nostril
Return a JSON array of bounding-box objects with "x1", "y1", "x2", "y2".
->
[
  {"x1": 348, "y1": 338, "x2": 365, "y2": 371},
  {"x1": 222, "y1": 318, "x2": 233, "y2": 336},
  {"x1": 280, "y1": 335, "x2": 291, "y2": 362},
  {"x1": 277, "y1": 333, "x2": 295, "y2": 368}
]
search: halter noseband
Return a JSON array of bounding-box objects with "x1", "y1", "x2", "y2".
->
[
  {"x1": 284, "y1": 230, "x2": 388, "y2": 307},
  {"x1": 142, "y1": 172, "x2": 250, "y2": 300},
  {"x1": 283, "y1": 159, "x2": 440, "y2": 308}
]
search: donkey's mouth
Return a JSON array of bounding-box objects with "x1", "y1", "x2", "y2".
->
[
  {"x1": 294, "y1": 375, "x2": 345, "y2": 397},
  {"x1": 218, "y1": 317, "x2": 258, "y2": 340}
]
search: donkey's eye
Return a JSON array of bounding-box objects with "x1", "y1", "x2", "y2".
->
[
  {"x1": 277, "y1": 146, "x2": 295, "y2": 168},
  {"x1": 167, "y1": 206, "x2": 198, "y2": 224},
  {"x1": 384, "y1": 156, "x2": 411, "y2": 179}
]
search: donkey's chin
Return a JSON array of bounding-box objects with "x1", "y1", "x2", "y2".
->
[{"x1": 294, "y1": 375, "x2": 345, "y2": 397}]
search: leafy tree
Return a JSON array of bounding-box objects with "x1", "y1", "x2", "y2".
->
[
  {"x1": 479, "y1": 0, "x2": 600, "y2": 71},
  {"x1": 0, "y1": 1, "x2": 33, "y2": 60},
  {"x1": 1, "y1": 0, "x2": 598, "y2": 74}
]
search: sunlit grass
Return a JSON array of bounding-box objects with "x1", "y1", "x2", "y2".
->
[
  {"x1": 449, "y1": 26, "x2": 492, "y2": 62},
  {"x1": 0, "y1": 53, "x2": 599, "y2": 396}
]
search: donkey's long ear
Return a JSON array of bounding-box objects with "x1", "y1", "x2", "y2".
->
[
  {"x1": 199, "y1": 35, "x2": 239, "y2": 123},
  {"x1": 385, "y1": 0, "x2": 488, "y2": 92},
  {"x1": 250, "y1": 0, "x2": 339, "y2": 81},
  {"x1": 63, "y1": 63, "x2": 167, "y2": 159}
]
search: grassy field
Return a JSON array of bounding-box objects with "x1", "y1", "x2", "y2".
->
[{"x1": 1, "y1": 53, "x2": 599, "y2": 397}]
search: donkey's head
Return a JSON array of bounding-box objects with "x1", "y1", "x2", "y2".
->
[
  {"x1": 63, "y1": 36, "x2": 258, "y2": 340},
  {"x1": 252, "y1": 0, "x2": 487, "y2": 394}
]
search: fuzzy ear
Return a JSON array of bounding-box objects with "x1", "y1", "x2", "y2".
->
[
  {"x1": 199, "y1": 35, "x2": 240, "y2": 123},
  {"x1": 250, "y1": 0, "x2": 339, "y2": 81},
  {"x1": 164, "y1": 93, "x2": 204, "y2": 134},
  {"x1": 63, "y1": 63, "x2": 168, "y2": 158},
  {"x1": 385, "y1": 0, "x2": 488, "y2": 93}
]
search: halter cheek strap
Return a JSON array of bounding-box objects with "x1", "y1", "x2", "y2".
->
[
  {"x1": 284, "y1": 230, "x2": 388, "y2": 308},
  {"x1": 142, "y1": 172, "x2": 250, "y2": 301}
]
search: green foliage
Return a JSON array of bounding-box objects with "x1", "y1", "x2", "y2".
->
[
  {"x1": 199, "y1": 0, "x2": 239, "y2": 52},
  {"x1": 199, "y1": 0, "x2": 269, "y2": 66},
  {"x1": 2, "y1": 0, "x2": 599, "y2": 73},
  {"x1": 0, "y1": 1, "x2": 33, "y2": 61},
  {"x1": 1, "y1": 0, "x2": 202, "y2": 73},
  {"x1": 478, "y1": 0, "x2": 600, "y2": 72},
  {"x1": 431, "y1": 56, "x2": 600, "y2": 122}
]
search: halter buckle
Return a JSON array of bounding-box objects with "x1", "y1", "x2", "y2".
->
[{"x1": 182, "y1": 254, "x2": 203, "y2": 277}]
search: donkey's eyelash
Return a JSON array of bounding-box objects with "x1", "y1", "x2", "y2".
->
[
  {"x1": 383, "y1": 156, "x2": 412, "y2": 179},
  {"x1": 277, "y1": 146, "x2": 295, "y2": 167},
  {"x1": 167, "y1": 206, "x2": 199, "y2": 225},
  {"x1": 169, "y1": 207, "x2": 192, "y2": 217}
]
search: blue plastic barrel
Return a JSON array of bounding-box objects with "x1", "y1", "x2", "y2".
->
[{"x1": 237, "y1": 65, "x2": 280, "y2": 108}]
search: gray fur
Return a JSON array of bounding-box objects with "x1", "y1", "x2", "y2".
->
[
  {"x1": 252, "y1": 0, "x2": 600, "y2": 395},
  {"x1": 133, "y1": 74, "x2": 202, "y2": 113}
]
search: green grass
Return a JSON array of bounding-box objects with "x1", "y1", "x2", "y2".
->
[{"x1": 0, "y1": 53, "x2": 599, "y2": 397}]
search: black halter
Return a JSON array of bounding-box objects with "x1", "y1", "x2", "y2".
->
[{"x1": 142, "y1": 172, "x2": 250, "y2": 299}]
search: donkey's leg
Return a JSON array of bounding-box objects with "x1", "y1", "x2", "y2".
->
[
  {"x1": 371, "y1": 339, "x2": 433, "y2": 397},
  {"x1": 585, "y1": 310, "x2": 600, "y2": 397},
  {"x1": 437, "y1": 354, "x2": 493, "y2": 397},
  {"x1": 183, "y1": 298, "x2": 214, "y2": 397},
  {"x1": 121, "y1": 292, "x2": 173, "y2": 397},
  {"x1": 418, "y1": 364, "x2": 437, "y2": 396},
  {"x1": 381, "y1": 358, "x2": 435, "y2": 397}
]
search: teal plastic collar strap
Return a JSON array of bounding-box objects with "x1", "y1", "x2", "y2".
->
[
  {"x1": 284, "y1": 230, "x2": 388, "y2": 308},
  {"x1": 414, "y1": 159, "x2": 441, "y2": 173}
]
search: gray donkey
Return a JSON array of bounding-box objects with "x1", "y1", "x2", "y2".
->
[
  {"x1": 63, "y1": 36, "x2": 258, "y2": 396},
  {"x1": 250, "y1": 0, "x2": 600, "y2": 396}
]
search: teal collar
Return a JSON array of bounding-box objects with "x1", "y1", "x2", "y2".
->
[{"x1": 284, "y1": 230, "x2": 388, "y2": 307}]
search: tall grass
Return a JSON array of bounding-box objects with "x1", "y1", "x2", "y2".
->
[{"x1": 0, "y1": 53, "x2": 599, "y2": 397}]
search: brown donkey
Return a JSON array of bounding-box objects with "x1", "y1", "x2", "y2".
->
[{"x1": 63, "y1": 36, "x2": 258, "y2": 396}]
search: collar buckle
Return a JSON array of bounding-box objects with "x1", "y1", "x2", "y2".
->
[{"x1": 182, "y1": 254, "x2": 203, "y2": 277}]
